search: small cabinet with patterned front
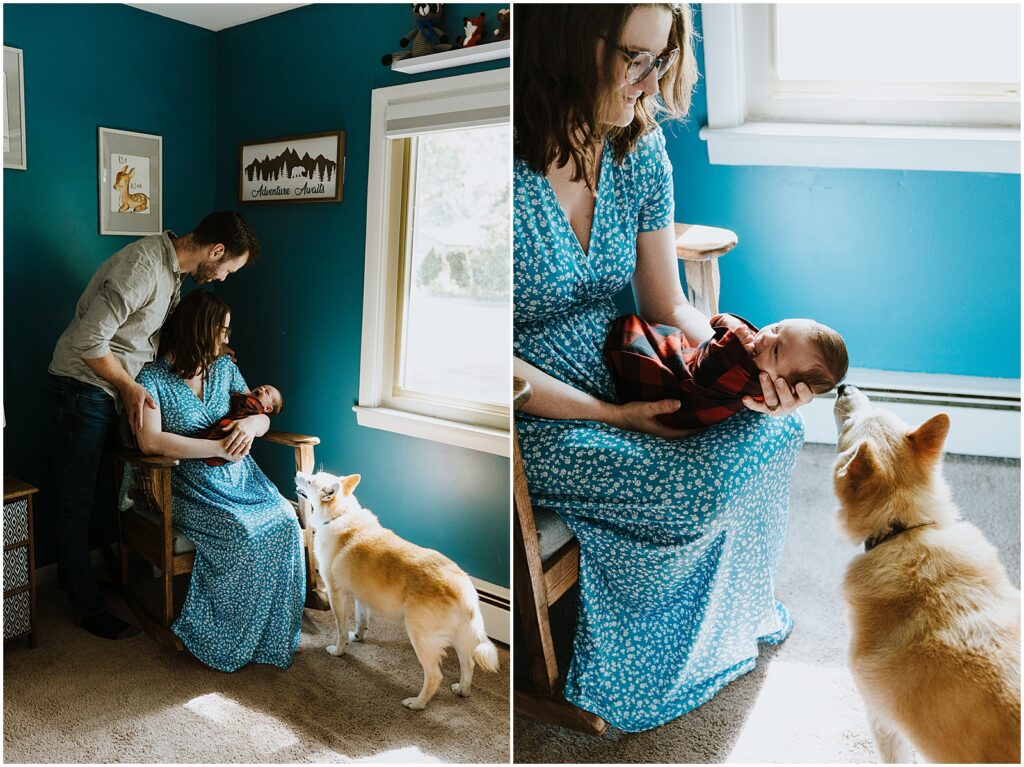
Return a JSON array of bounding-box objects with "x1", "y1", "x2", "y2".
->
[{"x1": 4, "y1": 476, "x2": 38, "y2": 647}]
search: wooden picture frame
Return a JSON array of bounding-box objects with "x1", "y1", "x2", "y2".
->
[
  {"x1": 3, "y1": 46, "x2": 26, "y2": 170},
  {"x1": 239, "y1": 130, "x2": 345, "y2": 204},
  {"x1": 98, "y1": 127, "x2": 163, "y2": 236}
]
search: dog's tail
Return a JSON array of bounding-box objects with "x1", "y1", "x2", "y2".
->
[
  {"x1": 470, "y1": 609, "x2": 499, "y2": 673},
  {"x1": 460, "y1": 580, "x2": 499, "y2": 672}
]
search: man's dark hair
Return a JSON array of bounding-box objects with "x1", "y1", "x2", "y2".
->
[
  {"x1": 191, "y1": 211, "x2": 260, "y2": 266},
  {"x1": 514, "y1": 4, "x2": 697, "y2": 192}
]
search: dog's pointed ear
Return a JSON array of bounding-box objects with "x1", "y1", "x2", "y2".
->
[
  {"x1": 321, "y1": 481, "x2": 340, "y2": 501},
  {"x1": 836, "y1": 441, "x2": 874, "y2": 480},
  {"x1": 341, "y1": 474, "x2": 361, "y2": 495},
  {"x1": 907, "y1": 413, "x2": 950, "y2": 460}
]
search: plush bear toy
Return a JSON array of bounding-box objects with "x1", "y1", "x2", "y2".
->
[
  {"x1": 381, "y1": 3, "x2": 452, "y2": 66},
  {"x1": 494, "y1": 8, "x2": 510, "y2": 41},
  {"x1": 458, "y1": 12, "x2": 486, "y2": 48}
]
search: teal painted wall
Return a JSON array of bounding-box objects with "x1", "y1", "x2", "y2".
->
[
  {"x1": 3, "y1": 4, "x2": 218, "y2": 566},
  {"x1": 662, "y1": 6, "x2": 1021, "y2": 379},
  {"x1": 214, "y1": 3, "x2": 510, "y2": 587},
  {"x1": 3, "y1": 3, "x2": 510, "y2": 588}
]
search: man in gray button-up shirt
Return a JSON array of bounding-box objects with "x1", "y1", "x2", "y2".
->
[{"x1": 47, "y1": 211, "x2": 260, "y2": 640}]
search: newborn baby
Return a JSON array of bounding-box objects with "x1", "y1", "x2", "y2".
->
[
  {"x1": 605, "y1": 313, "x2": 848, "y2": 429},
  {"x1": 201, "y1": 384, "x2": 283, "y2": 466}
]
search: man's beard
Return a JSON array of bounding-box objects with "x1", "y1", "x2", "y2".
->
[{"x1": 193, "y1": 261, "x2": 218, "y2": 283}]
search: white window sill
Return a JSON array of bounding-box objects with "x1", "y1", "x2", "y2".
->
[
  {"x1": 390, "y1": 40, "x2": 510, "y2": 75},
  {"x1": 699, "y1": 121, "x2": 1020, "y2": 173},
  {"x1": 353, "y1": 405, "x2": 510, "y2": 457}
]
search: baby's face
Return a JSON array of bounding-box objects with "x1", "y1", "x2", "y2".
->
[
  {"x1": 251, "y1": 385, "x2": 282, "y2": 414},
  {"x1": 751, "y1": 319, "x2": 820, "y2": 383}
]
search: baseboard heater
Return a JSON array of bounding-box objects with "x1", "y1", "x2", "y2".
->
[{"x1": 803, "y1": 368, "x2": 1020, "y2": 459}]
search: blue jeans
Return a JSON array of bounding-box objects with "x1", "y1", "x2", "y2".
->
[{"x1": 47, "y1": 373, "x2": 120, "y2": 623}]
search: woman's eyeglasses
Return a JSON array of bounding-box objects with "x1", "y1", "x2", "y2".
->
[
  {"x1": 613, "y1": 43, "x2": 680, "y2": 85},
  {"x1": 220, "y1": 325, "x2": 232, "y2": 340}
]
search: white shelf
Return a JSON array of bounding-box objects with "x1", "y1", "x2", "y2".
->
[{"x1": 390, "y1": 40, "x2": 509, "y2": 75}]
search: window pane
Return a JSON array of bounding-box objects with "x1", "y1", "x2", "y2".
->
[
  {"x1": 400, "y1": 125, "x2": 510, "y2": 407},
  {"x1": 775, "y1": 4, "x2": 1020, "y2": 85}
]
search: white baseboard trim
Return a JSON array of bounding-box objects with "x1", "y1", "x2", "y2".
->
[
  {"x1": 805, "y1": 368, "x2": 1021, "y2": 459},
  {"x1": 470, "y1": 576, "x2": 510, "y2": 645}
]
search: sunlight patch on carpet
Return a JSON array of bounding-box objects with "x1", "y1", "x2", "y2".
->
[
  {"x1": 183, "y1": 692, "x2": 298, "y2": 750},
  {"x1": 726, "y1": 660, "x2": 875, "y2": 763},
  {"x1": 353, "y1": 746, "x2": 441, "y2": 762}
]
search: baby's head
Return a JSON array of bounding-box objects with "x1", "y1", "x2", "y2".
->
[
  {"x1": 751, "y1": 319, "x2": 848, "y2": 395},
  {"x1": 251, "y1": 384, "x2": 284, "y2": 415}
]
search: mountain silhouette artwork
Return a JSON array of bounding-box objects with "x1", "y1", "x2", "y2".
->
[
  {"x1": 245, "y1": 147, "x2": 337, "y2": 184},
  {"x1": 243, "y1": 143, "x2": 341, "y2": 201}
]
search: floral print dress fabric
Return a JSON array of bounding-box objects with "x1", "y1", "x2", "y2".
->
[
  {"x1": 137, "y1": 356, "x2": 305, "y2": 672},
  {"x1": 513, "y1": 127, "x2": 804, "y2": 731}
]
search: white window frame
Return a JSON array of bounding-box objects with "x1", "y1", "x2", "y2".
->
[
  {"x1": 355, "y1": 68, "x2": 511, "y2": 458},
  {"x1": 699, "y1": 4, "x2": 1021, "y2": 173}
]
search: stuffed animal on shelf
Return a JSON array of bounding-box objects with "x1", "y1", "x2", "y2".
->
[
  {"x1": 381, "y1": 3, "x2": 452, "y2": 66},
  {"x1": 458, "y1": 12, "x2": 486, "y2": 48},
  {"x1": 494, "y1": 8, "x2": 510, "y2": 41}
]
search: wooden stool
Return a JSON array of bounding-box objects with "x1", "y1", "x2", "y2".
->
[{"x1": 675, "y1": 223, "x2": 738, "y2": 318}]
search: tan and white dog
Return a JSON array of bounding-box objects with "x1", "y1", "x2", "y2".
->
[
  {"x1": 832, "y1": 384, "x2": 1020, "y2": 763},
  {"x1": 295, "y1": 470, "x2": 499, "y2": 710}
]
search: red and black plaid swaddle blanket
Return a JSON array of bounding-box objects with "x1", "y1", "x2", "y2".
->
[{"x1": 604, "y1": 313, "x2": 764, "y2": 429}]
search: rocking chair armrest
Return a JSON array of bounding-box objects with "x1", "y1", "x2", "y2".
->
[
  {"x1": 111, "y1": 449, "x2": 180, "y2": 469},
  {"x1": 261, "y1": 430, "x2": 321, "y2": 448},
  {"x1": 674, "y1": 223, "x2": 738, "y2": 262}
]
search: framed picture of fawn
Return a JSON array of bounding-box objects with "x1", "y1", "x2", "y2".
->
[
  {"x1": 98, "y1": 127, "x2": 163, "y2": 236},
  {"x1": 4, "y1": 46, "x2": 26, "y2": 170},
  {"x1": 239, "y1": 130, "x2": 345, "y2": 204}
]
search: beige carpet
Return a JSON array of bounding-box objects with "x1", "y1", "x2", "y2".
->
[
  {"x1": 513, "y1": 443, "x2": 1020, "y2": 763},
  {"x1": 4, "y1": 584, "x2": 509, "y2": 763}
]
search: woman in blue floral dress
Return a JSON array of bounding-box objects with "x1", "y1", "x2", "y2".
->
[
  {"x1": 135, "y1": 290, "x2": 305, "y2": 672},
  {"x1": 514, "y1": 5, "x2": 813, "y2": 732}
]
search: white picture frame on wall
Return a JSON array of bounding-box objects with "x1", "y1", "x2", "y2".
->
[
  {"x1": 98, "y1": 127, "x2": 163, "y2": 236},
  {"x1": 3, "y1": 46, "x2": 27, "y2": 170}
]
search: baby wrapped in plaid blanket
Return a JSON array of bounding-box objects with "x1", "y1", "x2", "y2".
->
[
  {"x1": 604, "y1": 313, "x2": 847, "y2": 429},
  {"x1": 199, "y1": 384, "x2": 283, "y2": 466}
]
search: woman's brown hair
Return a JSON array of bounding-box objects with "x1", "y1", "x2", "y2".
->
[
  {"x1": 514, "y1": 3, "x2": 697, "y2": 191},
  {"x1": 158, "y1": 289, "x2": 230, "y2": 381}
]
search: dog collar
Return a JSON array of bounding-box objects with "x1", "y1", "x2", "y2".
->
[{"x1": 864, "y1": 521, "x2": 936, "y2": 552}]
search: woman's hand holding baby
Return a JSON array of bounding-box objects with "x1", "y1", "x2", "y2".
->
[
  {"x1": 216, "y1": 436, "x2": 245, "y2": 462},
  {"x1": 742, "y1": 372, "x2": 812, "y2": 416},
  {"x1": 607, "y1": 399, "x2": 699, "y2": 439},
  {"x1": 222, "y1": 414, "x2": 267, "y2": 457}
]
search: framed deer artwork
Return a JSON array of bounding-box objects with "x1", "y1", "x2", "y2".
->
[
  {"x1": 3, "y1": 47, "x2": 26, "y2": 170},
  {"x1": 98, "y1": 127, "x2": 162, "y2": 236}
]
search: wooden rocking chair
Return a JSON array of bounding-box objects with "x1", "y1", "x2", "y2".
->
[{"x1": 113, "y1": 430, "x2": 328, "y2": 651}]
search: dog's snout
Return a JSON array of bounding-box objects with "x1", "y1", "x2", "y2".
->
[
  {"x1": 838, "y1": 384, "x2": 858, "y2": 398},
  {"x1": 838, "y1": 384, "x2": 848, "y2": 397}
]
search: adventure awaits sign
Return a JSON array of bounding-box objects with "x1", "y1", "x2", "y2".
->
[{"x1": 238, "y1": 131, "x2": 345, "y2": 204}]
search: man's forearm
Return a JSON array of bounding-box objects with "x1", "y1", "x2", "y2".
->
[{"x1": 82, "y1": 353, "x2": 136, "y2": 394}]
